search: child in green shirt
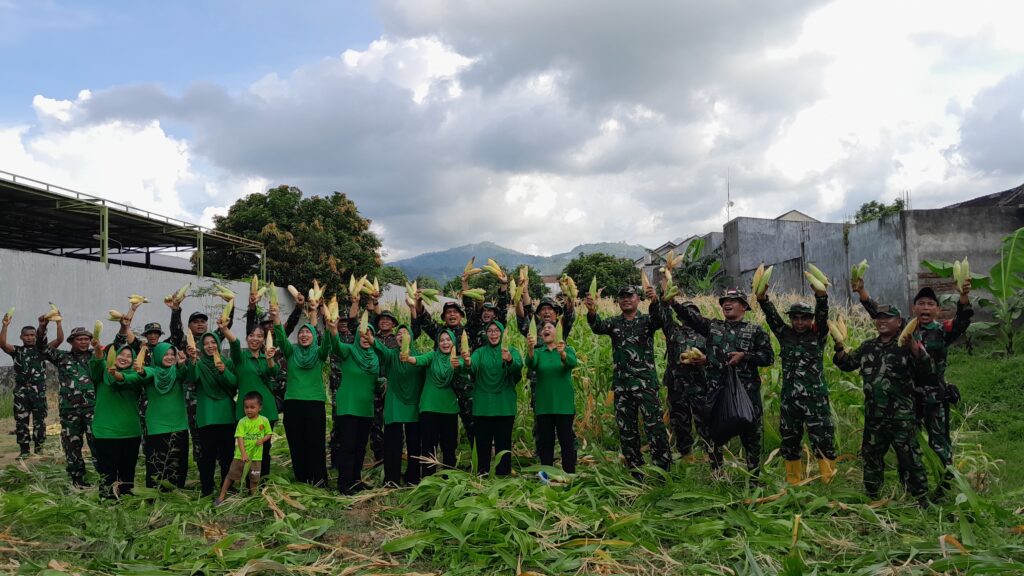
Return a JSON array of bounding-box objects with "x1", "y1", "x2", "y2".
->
[{"x1": 216, "y1": 391, "x2": 272, "y2": 505}]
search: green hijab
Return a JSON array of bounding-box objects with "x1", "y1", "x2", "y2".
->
[
  {"x1": 349, "y1": 325, "x2": 380, "y2": 375},
  {"x1": 196, "y1": 331, "x2": 231, "y2": 400},
  {"x1": 426, "y1": 328, "x2": 457, "y2": 388},
  {"x1": 291, "y1": 322, "x2": 322, "y2": 370},
  {"x1": 148, "y1": 342, "x2": 179, "y2": 395},
  {"x1": 103, "y1": 344, "x2": 137, "y2": 388}
]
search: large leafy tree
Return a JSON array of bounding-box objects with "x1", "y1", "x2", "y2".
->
[
  {"x1": 442, "y1": 266, "x2": 549, "y2": 301},
  {"x1": 378, "y1": 265, "x2": 408, "y2": 287},
  {"x1": 561, "y1": 252, "x2": 640, "y2": 297},
  {"x1": 414, "y1": 275, "x2": 442, "y2": 291},
  {"x1": 201, "y1": 185, "x2": 382, "y2": 296}
]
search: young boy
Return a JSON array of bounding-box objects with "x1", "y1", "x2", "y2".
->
[
  {"x1": 833, "y1": 305, "x2": 931, "y2": 504},
  {"x1": 756, "y1": 285, "x2": 837, "y2": 485},
  {"x1": 216, "y1": 391, "x2": 272, "y2": 504}
]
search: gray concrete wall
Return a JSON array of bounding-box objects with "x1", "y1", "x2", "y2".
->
[
  {"x1": 804, "y1": 224, "x2": 852, "y2": 307},
  {"x1": 846, "y1": 212, "x2": 909, "y2": 310},
  {"x1": 0, "y1": 248, "x2": 296, "y2": 370},
  {"x1": 723, "y1": 217, "x2": 845, "y2": 285}
]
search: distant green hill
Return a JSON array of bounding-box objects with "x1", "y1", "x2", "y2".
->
[{"x1": 389, "y1": 241, "x2": 648, "y2": 281}]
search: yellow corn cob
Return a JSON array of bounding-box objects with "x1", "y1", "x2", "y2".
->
[
  {"x1": 449, "y1": 344, "x2": 457, "y2": 362},
  {"x1": 135, "y1": 345, "x2": 147, "y2": 372},
  {"x1": 108, "y1": 310, "x2": 123, "y2": 321},
  {"x1": 804, "y1": 271, "x2": 827, "y2": 293},
  {"x1": 128, "y1": 294, "x2": 149, "y2": 305},
  {"x1": 519, "y1": 266, "x2": 528, "y2": 285},
  {"x1": 372, "y1": 277, "x2": 380, "y2": 294},
  {"x1": 752, "y1": 263, "x2": 765, "y2": 295},
  {"x1": 850, "y1": 259, "x2": 869, "y2": 282},
  {"x1": 287, "y1": 285, "x2": 301, "y2": 300},
  {"x1": 359, "y1": 279, "x2": 375, "y2": 295},
  {"x1": 4, "y1": 307, "x2": 14, "y2": 320},
  {"x1": 501, "y1": 324, "x2": 510, "y2": 352},
  {"x1": 185, "y1": 328, "x2": 196, "y2": 351},
  {"x1": 898, "y1": 317, "x2": 919, "y2": 347},
  {"x1": 221, "y1": 300, "x2": 234, "y2": 324},
  {"x1": 953, "y1": 260, "x2": 963, "y2": 292},
  {"x1": 94, "y1": 320, "x2": 103, "y2": 342},
  {"x1": 265, "y1": 331, "x2": 274, "y2": 352},
  {"x1": 963, "y1": 258, "x2": 970, "y2": 286},
  {"x1": 213, "y1": 284, "x2": 236, "y2": 301},
  {"x1": 589, "y1": 276, "x2": 598, "y2": 300},
  {"x1": 827, "y1": 319, "x2": 847, "y2": 344},
  {"x1": 806, "y1": 264, "x2": 830, "y2": 287},
  {"x1": 509, "y1": 278, "x2": 520, "y2": 305},
  {"x1": 463, "y1": 256, "x2": 480, "y2": 276},
  {"x1": 528, "y1": 317, "x2": 537, "y2": 340},
  {"x1": 327, "y1": 296, "x2": 339, "y2": 322},
  {"x1": 251, "y1": 275, "x2": 259, "y2": 294},
  {"x1": 106, "y1": 345, "x2": 117, "y2": 370},
  {"x1": 462, "y1": 288, "x2": 486, "y2": 301},
  {"x1": 554, "y1": 319, "x2": 563, "y2": 344},
  {"x1": 212, "y1": 347, "x2": 222, "y2": 365},
  {"x1": 566, "y1": 276, "x2": 578, "y2": 300},
  {"x1": 640, "y1": 270, "x2": 651, "y2": 293},
  {"x1": 663, "y1": 266, "x2": 674, "y2": 288},
  {"x1": 460, "y1": 329, "x2": 470, "y2": 354},
  {"x1": 359, "y1": 310, "x2": 369, "y2": 335},
  {"x1": 45, "y1": 302, "x2": 61, "y2": 320},
  {"x1": 400, "y1": 330, "x2": 410, "y2": 355},
  {"x1": 269, "y1": 283, "x2": 279, "y2": 307}
]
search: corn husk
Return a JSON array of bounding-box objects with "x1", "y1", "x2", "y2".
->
[
  {"x1": 265, "y1": 331, "x2": 274, "y2": 352},
  {"x1": 679, "y1": 347, "x2": 706, "y2": 365},
  {"x1": 898, "y1": 317, "x2": 919, "y2": 347},
  {"x1": 135, "y1": 345, "x2": 147, "y2": 372},
  {"x1": 464, "y1": 256, "x2": 482, "y2": 277},
  {"x1": 554, "y1": 319, "x2": 564, "y2": 344},
  {"x1": 45, "y1": 302, "x2": 61, "y2": 320},
  {"x1": 827, "y1": 318, "x2": 847, "y2": 344},
  {"x1": 528, "y1": 317, "x2": 537, "y2": 340},
  {"x1": 588, "y1": 276, "x2": 598, "y2": 300},
  {"x1": 359, "y1": 310, "x2": 369, "y2": 335},
  {"x1": 509, "y1": 278, "x2": 520, "y2": 305},
  {"x1": 501, "y1": 322, "x2": 511, "y2": 352},
  {"x1": 105, "y1": 345, "x2": 117, "y2": 370},
  {"x1": 640, "y1": 270, "x2": 651, "y2": 293},
  {"x1": 519, "y1": 266, "x2": 529, "y2": 286},
  {"x1": 287, "y1": 285, "x2": 301, "y2": 300},
  {"x1": 250, "y1": 275, "x2": 259, "y2": 294},
  {"x1": 269, "y1": 282, "x2": 278, "y2": 307},
  {"x1": 108, "y1": 309, "x2": 123, "y2": 321},
  {"x1": 185, "y1": 329, "x2": 196, "y2": 351},
  {"x1": 483, "y1": 258, "x2": 506, "y2": 281},
  {"x1": 850, "y1": 259, "x2": 869, "y2": 282},
  {"x1": 128, "y1": 294, "x2": 149, "y2": 306},
  {"x1": 806, "y1": 264, "x2": 830, "y2": 287},
  {"x1": 4, "y1": 306, "x2": 13, "y2": 320},
  {"x1": 212, "y1": 347, "x2": 222, "y2": 365},
  {"x1": 400, "y1": 330, "x2": 410, "y2": 355},
  {"x1": 93, "y1": 321, "x2": 103, "y2": 342},
  {"x1": 420, "y1": 289, "x2": 440, "y2": 304},
  {"x1": 213, "y1": 284, "x2": 236, "y2": 302},
  {"x1": 460, "y1": 329, "x2": 470, "y2": 354},
  {"x1": 221, "y1": 300, "x2": 234, "y2": 324},
  {"x1": 752, "y1": 263, "x2": 765, "y2": 295},
  {"x1": 462, "y1": 288, "x2": 486, "y2": 302},
  {"x1": 804, "y1": 271, "x2": 827, "y2": 293}
]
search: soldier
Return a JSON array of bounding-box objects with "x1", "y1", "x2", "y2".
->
[
  {"x1": 0, "y1": 312, "x2": 48, "y2": 457},
  {"x1": 675, "y1": 288, "x2": 774, "y2": 476},
  {"x1": 41, "y1": 320, "x2": 98, "y2": 487},
  {"x1": 412, "y1": 295, "x2": 474, "y2": 443},
  {"x1": 655, "y1": 298, "x2": 712, "y2": 461},
  {"x1": 833, "y1": 305, "x2": 931, "y2": 504},
  {"x1": 584, "y1": 285, "x2": 671, "y2": 473},
  {"x1": 755, "y1": 284, "x2": 837, "y2": 485},
  {"x1": 853, "y1": 276, "x2": 972, "y2": 494}
]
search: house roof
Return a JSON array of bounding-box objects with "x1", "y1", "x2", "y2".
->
[
  {"x1": 775, "y1": 209, "x2": 820, "y2": 222},
  {"x1": 944, "y1": 183, "x2": 1024, "y2": 208}
]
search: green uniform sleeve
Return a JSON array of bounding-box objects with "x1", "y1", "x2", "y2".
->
[
  {"x1": 833, "y1": 347, "x2": 861, "y2": 372},
  {"x1": 563, "y1": 346, "x2": 578, "y2": 369},
  {"x1": 860, "y1": 297, "x2": 880, "y2": 319},
  {"x1": 745, "y1": 327, "x2": 775, "y2": 367},
  {"x1": 318, "y1": 333, "x2": 333, "y2": 361},
  {"x1": 274, "y1": 324, "x2": 293, "y2": 359},
  {"x1": 334, "y1": 335, "x2": 351, "y2": 360},
  {"x1": 814, "y1": 294, "x2": 829, "y2": 345},
  {"x1": 506, "y1": 347, "x2": 524, "y2": 376},
  {"x1": 587, "y1": 312, "x2": 611, "y2": 335},
  {"x1": 758, "y1": 296, "x2": 788, "y2": 337},
  {"x1": 229, "y1": 338, "x2": 243, "y2": 364},
  {"x1": 946, "y1": 301, "x2": 973, "y2": 344},
  {"x1": 89, "y1": 357, "x2": 105, "y2": 385}
]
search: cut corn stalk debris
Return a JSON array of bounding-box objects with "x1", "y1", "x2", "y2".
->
[{"x1": 898, "y1": 317, "x2": 919, "y2": 347}]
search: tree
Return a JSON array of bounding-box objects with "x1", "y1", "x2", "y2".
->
[
  {"x1": 202, "y1": 185, "x2": 381, "y2": 297},
  {"x1": 414, "y1": 275, "x2": 442, "y2": 291},
  {"x1": 561, "y1": 252, "x2": 641, "y2": 297},
  {"x1": 442, "y1": 265, "x2": 549, "y2": 302},
  {"x1": 855, "y1": 198, "x2": 905, "y2": 224},
  {"x1": 664, "y1": 238, "x2": 723, "y2": 295},
  {"x1": 378, "y1": 265, "x2": 408, "y2": 287}
]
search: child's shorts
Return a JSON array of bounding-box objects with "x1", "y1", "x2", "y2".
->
[{"x1": 227, "y1": 459, "x2": 263, "y2": 482}]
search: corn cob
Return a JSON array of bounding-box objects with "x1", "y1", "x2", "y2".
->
[
  {"x1": 589, "y1": 276, "x2": 598, "y2": 300},
  {"x1": 213, "y1": 284, "x2": 236, "y2": 301},
  {"x1": 460, "y1": 329, "x2": 470, "y2": 354},
  {"x1": 640, "y1": 270, "x2": 651, "y2": 293},
  {"x1": 269, "y1": 283, "x2": 278, "y2": 307},
  {"x1": 250, "y1": 274, "x2": 259, "y2": 294},
  {"x1": 135, "y1": 345, "x2": 147, "y2": 372},
  {"x1": 265, "y1": 331, "x2": 274, "y2": 352},
  {"x1": 664, "y1": 249, "x2": 684, "y2": 271},
  {"x1": 400, "y1": 330, "x2": 410, "y2": 355},
  {"x1": 128, "y1": 294, "x2": 149, "y2": 306},
  {"x1": 509, "y1": 278, "x2": 520, "y2": 305},
  {"x1": 751, "y1": 263, "x2": 765, "y2": 295},
  {"x1": 326, "y1": 296, "x2": 339, "y2": 322},
  {"x1": 897, "y1": 317, "x2": 919, "y2": 347},
  {"x1": 464, "y1": 256, "x2": 482, "y2": 277},
  {"x1": 287, "y1": 285, "x2": 301, "y2": 300},
  {"x1": 45, "y1": 302, "x2": 61, "y2": 321},
  {"x1": 185, "y1": 328, "x2": 196, "y2": 351},
  {"x1": 519, "y1": 266, "x2": 528, "y2": 286},
  {"x1": 554, "y1": 319, "x2": 563, "y2": 344},
  {"x1": 663, "y1": 285, "x2": 680, "y2": 301},
  {"x1": 501, "y1": 323, "x2": 510, "y2": 352},
  {"x1": 372, "y1": 277, "x2": 381, "y2": 295},
  {"x1": 359, "y1": 310, "x2": 369, "y2": 335},
  {"x1": 850, "y1": 259, "x2": 869, "y2": 282},
  {"x1": 462, "y1": 288, "x2": 486, "y2": 301},
  {"x1": 4, "y1": 307, "x2": 13, "y2": 320},
  {"x1": 827, "y1": 318, "x2": 847, "y2": 344},
  {"x1": 108, "y1": 309, "x2": 124, "y2": 321},
  {"x1": 761, "y1": 266, "x2": 774, "y2": 293},
  {"x1": 806, "y1": 264, "x2": 830, "y2": 287},
  {"x1": 679, "y1": 347, "x2": 706, "y2": 364},
  {"x1": 94, "y1": 320, "x2": 103, "y2": 342},
  {"x1": 803, "y1": 271, "x2": 827, "y2": 293},
  {"x1": 212, "y1": 345, "x2": 222, "y2": 365},
  {"x1": 482, "y1": 258, "x2": 506, "y2": 281},
  {"x1": 953, "y1": 257, "x2": 971, "y2": 293},
  {"x1": 420, "y1": 289, "x2": 440, "y2": 304},
  {"x1": 221, "y1": 300, "x2": 234, "y2": 324},
  {"x1": 565, "y1": 276, "x2": 578, "y2": 300},
  {"x1": 449, "y1": 343, "x2": 457, "y2": 362},
  {"x1": 165, "y1": 282, "x2": 192, "y2": 303},
  {"x1": 106, "y1": 345, "x2": 117, "y2": 370},
  {"x1": 528, "y1": 317, "x2": 537, "y2": 340}
]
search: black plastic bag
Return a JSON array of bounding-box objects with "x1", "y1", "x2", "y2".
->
[{"x1": 710, "y1": 366, "x2": 756, "y2": 445}]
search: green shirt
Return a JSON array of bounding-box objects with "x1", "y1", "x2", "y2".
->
[
  {"x1": 373, "y1": 340, "x2": 426, "y2": 424},
  {"x1": 526, "y1": 345, "x2": 578, "y2": 415},
  {"x1": 275, "y1": 324, "x2": 331, "y2": 402},
  {"x1": 89, "y1": 358, "x2": 143, "y2": 439},
  {"x1": 192, "y1": 357, "x2": 238, "y2": 428},
  {"x1": 467, "y1": 345, "x2": 523, "y2": 417},
  {"x1": 230, "y1": 339, "x2": 280, "y2": 422},
  {"x1": 142, "y1": 363, "x2": 189, "y2": 435},
  {"x1": 234, "y1": 415, "x2": 272, "y2": 460},
  {"x1": 333, "y1": 336, "x2": 379, "y2": 418},
  {"x1": 415, "y1": 351, "x2": 461, "y2": 414}
]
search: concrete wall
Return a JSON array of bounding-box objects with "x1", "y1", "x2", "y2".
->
[
  {"x1": 0, "y1": 248, "x2": 296, "y2": 369},
  {"x1": 804, "y1": 223, "x2": 852, "y2": 307},
  {"x1": 723, "y1": 217, "x2": 845, "y2": 285},
  {"x1": 845, "y1": 213, "x2": 908, "y2": 311}
]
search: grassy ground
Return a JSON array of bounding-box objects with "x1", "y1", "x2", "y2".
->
[{"x1": 0, "y1": 300, "x2": 1023, "y2": 574}]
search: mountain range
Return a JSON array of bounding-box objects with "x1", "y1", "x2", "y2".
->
[{"x1": 389, "y1": 241, "x2": 649, "y2": 281}]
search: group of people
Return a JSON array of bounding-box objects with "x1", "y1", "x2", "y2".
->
[{"x1": 0, "y1": 264, "x2": 970, "y2": 505}]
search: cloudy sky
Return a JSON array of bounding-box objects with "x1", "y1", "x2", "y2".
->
[{"x1": 2, "y1": 1, "x2": 1023, "y2": 260}]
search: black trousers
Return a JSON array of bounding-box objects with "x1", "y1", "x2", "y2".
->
[
  {"x1": 145, "y1": 430, "x2": 188, "y2": 489},
  {"x1": 198, "y1": 424, "x2": 235, "y2": 496},
  {"x1": 335, "y1": 415, "x2": 372, "y2": 494},
  {"x1": 261, "y1": 420, "x2": 277, "y2": 480},
  {"x1": 93, "y1": 436, "x2": 141, "y2": 499},
  {"x1": 284, "y1": 400, "x2": 327, "y2": 486},
  {"x1": 475, "y1": 415, "x2": 514, "y2": 476},
  {"x1": 383, "y1": 422, "x2": 421, "y2": 486},
  {"x1": 535, "y1": 414, "x2": 577, "y2": 473},
  {"x1": 419, "y1": 411, "x2": 458, "y2": 477}
]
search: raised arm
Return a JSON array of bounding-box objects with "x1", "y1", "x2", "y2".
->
[
  {"x1": 672, "y1": 300, "x2": 711, "y2": 338},
  {"x1": 814, "y1": 293, "x2": 829, "y2": 345},
  {"x1": 757, "y1": 295, "x2": 788, "y2": 337},
  {"x1": 0, "y1": 313, "x2": 14, "y2": 355}
]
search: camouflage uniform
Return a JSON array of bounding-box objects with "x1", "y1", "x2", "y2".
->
[
  {"x1": 41, "y1": 334, "x2": 97, "y2": 484},
  {"x1": 413, "y1": 305, "x2": 474, "y2": 442},
  {"x1": 369, "y1": 312, "x2": 402, "y2": 463},
  {"x1": 329, "y1": 319, "x2": 357, "y2": 468},
  {"x1": 7, "y1": 345, "x2": 48, "y2": 453},
  {"x1": 676, "y1": 300, "x2": 775, "y2": 472},
  {"x1": 759, "y1": 295, "x2": 836, "y2": 461},
  {"x1": 587, "y1": 298, "x2": 671, "y2": 470},
  {"x1": 860, "y1": 297, "x2": 971, "y2": 471},
  {"x1": 467, "y1": 291, "x2": 510, "y2": 350},
  {"x1": 834, "y1": 333, "x2": 932, "y2": 499},
  {"x1": 658, "y1": 301, "x2": 711, "y2": 457}
]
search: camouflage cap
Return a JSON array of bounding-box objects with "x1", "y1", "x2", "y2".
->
[
  {"x1": 142, "y1": 322, "x2": 164, "y2": 335},
  {"x1": 718, "y1": 288, "x2": 750, "y2": 308},
  {"x1": 535, "y1": 296, "x2": 563, "y2": 315},
  {"x1": 617, "y1": 285, "x2": 639, "y2": 297},
  {"x1": 786, "y1": 303, "x2": 814, "y2": 316},
  {"x1": 66, "y1": 326, "x2": 93, "y2": 343},
  {"x1": 442, "y1": 301, "x2": 466, "y2": 316},
  {"x1": 481, "y1": 302, "x2": 499, "y2": 311},
  {"x1": 874, "y1": 304, "x2": 903, "y2": 318},
  {"x1": 375, "y1": 310, "x2": 399, "y2": 328}
]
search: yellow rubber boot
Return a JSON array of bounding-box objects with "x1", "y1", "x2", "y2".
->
[
  {"x1": 784, "y1": 459, "x2": 803, "y2": 485},
  {"x1": 818, "y1": 458, "x2": 836, "y2": 485}
]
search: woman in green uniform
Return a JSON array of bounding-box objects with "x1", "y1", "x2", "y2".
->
[
  {"x1": 89, "y1": 341, "x2": 144, "y2": 498},
  {"x1": 222, "y1": 322, "x2": 279, "y2": 478},
  {"x1": 140, "y1": 342, "x2": 190, "y2": 489},
  {"x1": 332, "y1": 323, "x2": 379, "y2": 494},
  {"x1": 462, "y1": 320, "x2": 523, "y2": 476},
  {"x1": 374, "y1": 324, "x2": 426, "y2": 486},
  {"x1": 403, "y1": 329, "x2": 461, "y2": 477},
  {"x1": 190, "y1": 325, "x2": 238, "y2": 497},
  {"x1": 526, "y1": 320, "x2": 579, "y2": 472}
]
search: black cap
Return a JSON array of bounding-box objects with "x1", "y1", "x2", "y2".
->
[
  {"x1": 617, "y1": 285, "x2": 638, "y2": 297},
  {"x1": 913, "y1": 287, "x2": 939, "y2": 304},
  {"x1": 142, "y1": 322, "x2": 164, "y2": 335},
  {"x1": 188, "y1": 311, "x2": 209, "y2": 323}
]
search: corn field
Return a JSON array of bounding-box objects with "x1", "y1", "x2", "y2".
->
[{"x1": 0, "y1": 293, "x2": 1022, "y2": 575}]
